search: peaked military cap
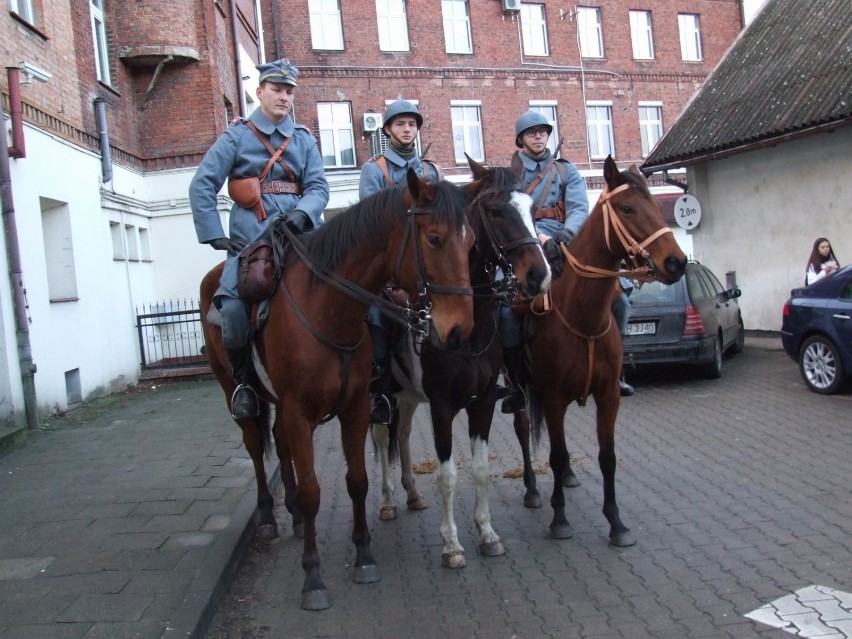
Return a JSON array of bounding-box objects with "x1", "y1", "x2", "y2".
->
[{"x1": 256, "y1": 58, "x2": 299, "y2": 86}]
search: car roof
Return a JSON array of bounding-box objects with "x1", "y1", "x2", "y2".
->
[{"x1": 791, "y1": 263, "x2": 852, "y2": 298}]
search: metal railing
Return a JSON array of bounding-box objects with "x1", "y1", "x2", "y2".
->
[{"x1": 136, "y1": 299, "x2": 207, "y2": 370}]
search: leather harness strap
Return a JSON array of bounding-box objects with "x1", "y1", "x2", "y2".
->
[
  {"x1": 260, "y1": 181, "x2": 301, "y2": 195},
  {"x1": 246, "y1": 121, "x2": 299, "y2": 185},
  {"x1": 375, "y1": 155, "x2": 443, "y2": 188},
  {"x1": 552, "y1": 306, "x2": 612, "y2": 407}
]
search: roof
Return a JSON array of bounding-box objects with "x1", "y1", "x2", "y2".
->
[{"x1": 642, "y1": 0, "x2": 852, "y2": 174}]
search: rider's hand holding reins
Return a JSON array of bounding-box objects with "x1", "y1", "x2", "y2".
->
[
  {"x1": 209, "y1": 237, "x2": 247, "y2": 254},
  {"x1": 541, "y1": 228, "x2": 575, "y2": 278}
]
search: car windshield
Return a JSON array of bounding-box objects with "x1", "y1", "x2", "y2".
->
[{"x1": 629, "y1": 281, "x2": 682, "y2": 306}]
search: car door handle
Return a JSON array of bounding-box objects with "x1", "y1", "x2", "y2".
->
[{"x1": 833, "y1": 314, "x2": 850, "y2": 320}]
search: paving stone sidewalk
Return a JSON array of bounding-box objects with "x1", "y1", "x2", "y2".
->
[{"x1": 0, "y1": 377, "x2": 276, "y2": 639}]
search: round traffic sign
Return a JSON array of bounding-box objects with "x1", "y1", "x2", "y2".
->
[{"x1": 674, "y1": 193, "x2": 702, "y2": 230}]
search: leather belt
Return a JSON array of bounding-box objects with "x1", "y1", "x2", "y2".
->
[
  {"x1": 534, "y1": 206, "x2": 566, "y2": 223},
  {"x1": 261, "y1": 180, "x2": 301, "y2": 195}
]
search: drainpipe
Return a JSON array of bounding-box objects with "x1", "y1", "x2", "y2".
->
[
  {"x1": 7, "y1": 67, "x2": 26, "y2": 159},
  {"x1": 93, "y1": 98, "x2": 113, "y2": 184},
  {"x1": 0, "y1": 108, "x2": 39, "y2": 430},
  {"x1": 270, "y1": 0, "x2": 281, "y2": 60},
  {"x1": 228, "y1": 0, "x2": 245, "y2": 117}
]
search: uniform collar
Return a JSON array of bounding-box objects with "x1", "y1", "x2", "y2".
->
[
  {"x1": 520, "y1": 149, "x2": 552, "y2": 171},
  {"x1": 383, "y1": 146, "x2": 416, "y2": 168},
  {"x1": 249, "y1": 109, "x2": 294, "y2": 137}
]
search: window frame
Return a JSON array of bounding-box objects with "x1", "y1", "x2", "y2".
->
[
  {"x1": 678, "y1": 13, "x2": 703, "y2": 62},
  {"x1": 308, "y1": 0, "x2": 344, "y2": 51},
  {"x1": 520, "y1": 3, "x2": 549, "y2": 57},
  {"x1": 9, "y1": 0, "x2": 36, "y2": 23},
  {"x1": 577, "y1": 6, "x2": 604, "y2": 59},
  {"x1": 638, "y1": 102, "x2": 663, "y2": 157},
  {"x1": 317, "y1": 102, "x2": 357, "y2": 169},
  {"x1": 529, "y1": 100, "x2": 559, "y2": 156},
  {"x1": 376, "y1": 0, "x2": 410, "y2": 52},
  {"x1": 629, "y1": 10, "x2": 654, "y2": 60},
  {"x1": 90, "y1": 0, "x2": 111, "y2": 85},
  {"x1": 441, "y1": 0, "x2": 472, "y2": 54},
  {"x1": 450, "y1": 100, "x2": 484, "y2": 163},
  {"x1": 585, "y1": 101, "x2": 614, "y2": 160}
]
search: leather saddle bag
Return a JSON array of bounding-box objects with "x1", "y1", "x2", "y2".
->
[
  {"x1": 228, "y1": 177, "x2": 263, "y2": 215},
  {"x1": 237, "y1": 238, "x2": 278, "y2": 303}
]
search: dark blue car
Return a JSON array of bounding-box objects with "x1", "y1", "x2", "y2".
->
[{"x1": 781, "y1": 264, "x2": 852, "y2": 394}]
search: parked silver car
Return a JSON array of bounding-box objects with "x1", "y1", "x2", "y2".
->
[{"x1": 623, "y1": 261, "x2": 744, "y2": 378}]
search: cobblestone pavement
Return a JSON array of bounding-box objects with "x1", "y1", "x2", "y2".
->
[{"x1": 206, "y1": 345, "x2": 852, "y2": 639}]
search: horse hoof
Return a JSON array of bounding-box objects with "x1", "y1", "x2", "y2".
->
[
  {"x1": 352, "y1": 564, "x2": 381, "y2": 584},
  {"x1": 379, "y1": 506, "x2": 398, "y2": 521},
  {"x1": 407, "y1": 496, "x2": 429, "y2": 511},
  {"x1": 550, "y1": 525, "x2": 573, "y2": 540},
  {"x1": 562, "y1": 474, "x2": 581, "y2": 488},
  {"x1": 256, "y1": 523, "x2": 279, "y2": 540},
  {"x1": 610, "y1": 531, "x2": 636, "y2": 548},
  {"x1": 524, "y1": 493, "x2": 542, "y2": 509},
  {"x1": 301, "y1": 589, "x2": 333, "y2": 611},
  {"x1": 441, "y1": 552, "x2": 466, "y2": 569},
  {"x1": 292, "y1": 522, "x2": 305, "y2": 539},
  {"x1": 479, "y1": 541, "x2": 506, "y2": 557}
]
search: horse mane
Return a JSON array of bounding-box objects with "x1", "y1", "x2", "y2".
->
[
  {"x1": 285, "y1": 180, "x2": 467, "y2": 275},
  {"x1": 618, "y1": 166, "x2": 652, "y2": 199}
]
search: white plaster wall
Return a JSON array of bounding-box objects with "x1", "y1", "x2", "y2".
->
[{"x1": 686, "y1": 124, "x2": 852, "y2": 332}]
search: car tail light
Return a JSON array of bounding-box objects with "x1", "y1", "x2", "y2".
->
[
  {"x1": 683, "y1": 304, "x2": 706, "y2": 335},
  {"x1": 782, "y1": 301, "x2": 790, "y2": 318}
]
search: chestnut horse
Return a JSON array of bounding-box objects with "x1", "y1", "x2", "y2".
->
[
  {"x1": 372, "y1": 161, "x2": 551, "y2": 568},
  {"x1": 512, "y1": 156, "x2": 686, "y2": 546},
  {"x1": 200, "y1": 171, "x2": 474, "y2": 610}
]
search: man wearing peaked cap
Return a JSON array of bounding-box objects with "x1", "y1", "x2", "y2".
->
[{"x1": 190, "y1": 58, "x2": 329, "y2": 419}]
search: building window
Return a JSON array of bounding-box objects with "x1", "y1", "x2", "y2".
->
[
  {"x1": 586, "y1": 102, "x2": 614, "y2": 159},
  {"x1": 138, "y1": 227, "x2": 151, "y2": 261},
  {"x1": 442, "y1": 0, "x2": 472, "y2": 54},
  {"x1": 678, "y1": 13, "x2": 702, "y2": 61},
  {"x1": 629, "y1": 10, "x2": 654, "y2": 60},
  {"x1": 90, "y1": 0, "x2": 111, "y2": 84},
  {"x1": 529, "y1": 101, "x2": 559, "y2": 156},
  {"x1": 9, "y1": 0, "x2": 35, "y2": 23},
  {"x1": 577, "y1": 7, "x2": 604, "y2": 58},
  {"x1": 309, "y1": 0, "x2": 344, "y2": 50},
  {"x1": 110, "y1": 221, "x2": 124, "y2": 260},
  {"x1": 318, "y1": 102, "x2": 356, "y2": 168},
  {"x1": 520, "y1": 3, "x2": 549, "y2": 57},
  {"x1": 638, "y1": 103, "x2": 663, "y2": 157},
  {"x1": 376, "y1": 0, "x2": 409, "y2": 52},
  {"x1": 41, "y1": 197, "x2": 78, "y2": 302},
  {"x1": 451, "y1": 102, "x2": 484, "y2": 163}
]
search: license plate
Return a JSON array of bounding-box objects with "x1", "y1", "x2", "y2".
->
[{"x1": 626, "y1": 322, "x2": 656, "y2": 336}]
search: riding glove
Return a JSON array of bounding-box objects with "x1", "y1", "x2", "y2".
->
[
  {"x1": 542, "y1": 229, "x2": 575, "y2": 278},
  {"x1": 209, "y1": 237, "x2": 246, "y2": 254},
  {"x1": 272, "y1": 210, "x2": 310, "y2": 237}
]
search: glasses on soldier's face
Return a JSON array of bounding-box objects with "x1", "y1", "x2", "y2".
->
[{"x1": 524, "y1": 127, "x2": 550, "y2": 138}]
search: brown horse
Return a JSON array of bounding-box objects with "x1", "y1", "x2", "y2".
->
[
  {"x1": 372, "y1": 161, "x2": 551, "y2": 568},
  {"x1": 512, "y1": 156, "x2": 686, "y2": 546},
  {"x1": 200, "y1": 170, "x2": 474, "y2": 610}
]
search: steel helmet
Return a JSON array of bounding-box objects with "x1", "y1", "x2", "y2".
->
[
  {"x1": 515, "y1": 110, "x2": 552, "y2": 148},
  {"x1": 383, "y1": 100, "x2": 423, "y2": 133}
]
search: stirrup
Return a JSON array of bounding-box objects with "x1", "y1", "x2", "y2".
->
[
  {"x1": 370, "y1": 393, "x2": 394, "y2": 425},
  {"x1": 230, "y1": 384, "x2": 260, "y2": 419}
]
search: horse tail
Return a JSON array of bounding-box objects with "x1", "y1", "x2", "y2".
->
[
  {"x1": 527, "y1": 384, "x2": 545, "y2": 446},
  {"x1": 386, "y1": 409, "x2": 400, "y2": 464},
  {"x1": 257, "y1": 401, "x2": 273, "y2": 458}
]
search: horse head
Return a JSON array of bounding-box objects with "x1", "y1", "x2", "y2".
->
[
  {"x1": 463, "y1": 155, "x2": 551, "y2": 298},
  {"x1": 395, "y1": 168, "x2": 475, "y2": 349},
  {"x1": 598, "y1": 156, "x2": 686, "y2": 284}
]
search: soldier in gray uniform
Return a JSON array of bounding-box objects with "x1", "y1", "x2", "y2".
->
[
  {"x1": 190, "y1": 58, "x2": 329, "y2": 419},
  {"x1": 359, "y1": 100, "x2": 442, "y2": 424},
  {"x1": 499, "y1": 110, "x2": 589, "y2": 413}
]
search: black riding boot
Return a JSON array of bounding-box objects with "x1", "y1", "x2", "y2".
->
[
  {"x1": 227, "y1": 345, "x2": 260, "y2": 419},
  {"x1": 368, "y1": 322, "x2": 395, "y2": 424},
  {"x1": 500, "y1": 345, "x2": 526, "y2": 414},
  {"x1": 619, "y1": 372, "x2": 635, "y2": 397}
]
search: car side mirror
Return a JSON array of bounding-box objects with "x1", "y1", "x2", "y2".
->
[{"x1": 725, "y1": 288, "x2": 742, "y2": 300}]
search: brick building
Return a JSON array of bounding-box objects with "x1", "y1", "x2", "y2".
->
[{"x1": 0, "y1": 0, "x2": 742, "y2": 424}]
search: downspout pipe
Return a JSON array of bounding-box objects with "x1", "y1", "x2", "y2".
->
[
  {"x1": 0, "y1": 108, "x2": 39, "y2": 430},
  {"x1": 228, "y1": 0, "x2": 245, "y2": 118},
  {"x1": 6, "y1": 67, "x2": 26, "y2": 159},
  {"x1": 93, "y1": 98, "x2": 113, "y2": 184}
]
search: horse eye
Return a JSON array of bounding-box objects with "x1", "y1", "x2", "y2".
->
[
  {"x1": 622, "y1": 205, "x2": 635, "y2": 215},
  {"x1": 427, "y1": 234, "x2": 442, "y2": 249}
]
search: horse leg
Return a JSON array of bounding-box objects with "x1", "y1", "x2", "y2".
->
[
  {"x1": 272, "y1": 410, "x2": 303, "y2": 538},
  {"x1": 398, "y1": 400, "x2": 428, "y2": 511},
  {"x1": 467, "y1": 402, "x2": 505, "y2": 558},
  {"x1": 543, "y1": 401, "x2": 572, "y2": 539},
  {"x1": 562, "y1": 445, "x2": 581, "y2": 488},
  {"x1": 512, "y1": 410, "x2": 542, "y2": 509},
  {"x1": 237, "y1": 410, "x2": 278, "y2": 540},
  {"x1": 596, "y1": 398, "x2": 635, "y2": 547},
  {"x1": 432, "y1": 403, "x2": 465, "y2": 568},
  {"x1": 372, "y1": 421, "x2": 398, "y2": 521},
  {"x1": 338, "y1": 409, "x2": 381, "y2": 585}
]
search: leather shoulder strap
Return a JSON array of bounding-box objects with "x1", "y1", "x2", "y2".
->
[
  {"x1": 376, "y1": 156, "x2": 392, "y2": 187},
  {"x1": 246, "y1": 121, "x2": 296, "y2": 182}
]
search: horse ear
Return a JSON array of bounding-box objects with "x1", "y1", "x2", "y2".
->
[
  {"x1": 627, "y1": 164, "x2": 645, "y2": 180},
  {"x1": 466, "y1": 154, "x2": 488, "y2": 180},
  {"x1": 407, "y1": 167, "x2": 435, "y2": 205},
  {"x1": 603, "y1": 155, "x2": 624, "y2": 191}
]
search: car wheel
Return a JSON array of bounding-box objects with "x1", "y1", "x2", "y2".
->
[
  {"x1": 799, "y1": 335, "x2": 847, "y2": 394},
  {"x1": 730, "y1": 314, "x2": 745, "y2": 355},
  {"x1": 702, "y1": 334, "x2": 723, "y2": 379}
]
